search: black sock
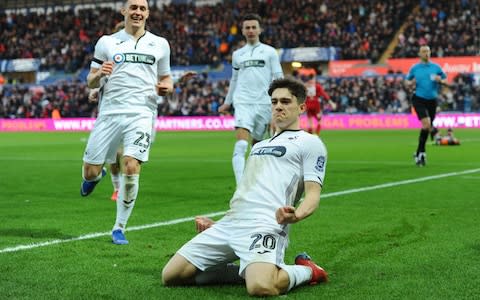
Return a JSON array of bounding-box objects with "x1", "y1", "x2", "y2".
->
[
  {"x1": 195, "y1": 264, "x2": 244, "y2": 285},
  {"x1": 417, "y1": 129, "x2": 429, "y2": 154},
  {"x1": 430, "y1": 127, "x2": 438, "y2": 140}
]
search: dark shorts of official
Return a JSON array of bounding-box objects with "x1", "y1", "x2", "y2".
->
[{"x1": 412, "y1": 95, "x2": 437, "y2": 121}]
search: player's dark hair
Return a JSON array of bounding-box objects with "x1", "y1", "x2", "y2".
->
[
  {"x1": 123, "y1": 0, "x2": 149, "y2": 8},
  {"x1": 242, "y1": 13, "x2": 262, "y2": 27},
  {"x1": 268, "y1": 77, "x2": 307, "y2": 104}
]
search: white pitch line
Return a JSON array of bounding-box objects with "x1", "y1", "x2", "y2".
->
[
  {"x1": 0, "y1": 212, "x2": 226, "y2": 254},
  {"x1": 1, "y1": 168, "x2": 479, "y2": 254},
  {"x1": 321, "y1": 168, "x2": 480, "y2": 198}
]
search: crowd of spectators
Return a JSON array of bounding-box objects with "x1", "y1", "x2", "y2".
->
[
  {"x1": 1, "y1": 0, "x2": 425, "y2": 71},
  {"x1": 392, "y1": 0, "x2": 480, "y2": 58},
  {"x1": 0, "y1": 80, "x2": 94, "y2": 119},
  {"x1": 1, "y1": 0, "x2": 480, "y2": 118},
  {"x1": 157, "y1": 73, "x2": 229, "y2": 116},
  {"x1": 322, "y1": 73, "x2": 480, "y2": 114},
  {"x1": 2, "y1": 73, "x2": 478, "y2": 119}
]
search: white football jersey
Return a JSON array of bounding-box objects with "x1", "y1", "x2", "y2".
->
[
  {"x1": 225, "y1": 130, "x2": 327, "y2": 230},
  {"x1": 228, "y1": 42, "x2": 283, "y2": 105},
  {"x1": 91, "y1": 29, "x2": 171, "y2": 116}
]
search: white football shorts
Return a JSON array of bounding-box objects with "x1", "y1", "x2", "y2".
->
[
  {"x1": 234, "y1": 103, "x2": 271, "y2": 141},
  {"x1": 177, "y1": 218, "x2": 288, "y2": 277},
  {"x1": 83, "y1": 113, "x2": 154, "y2": 165}
]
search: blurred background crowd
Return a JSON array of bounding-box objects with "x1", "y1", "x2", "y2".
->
[{"x1": 0, "y1": 0, "x2": 479, "y2": 118}]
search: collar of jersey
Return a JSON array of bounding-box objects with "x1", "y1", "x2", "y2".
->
[
  {"x1": 246, "y1": 41, "x2": 261, "y2": 49},
  {"x1": 270, "y1": 129, "x2": 302, "y2": 141},
  {"x1": 118, "y1": 29, "x2": 147, "y2": 41}
]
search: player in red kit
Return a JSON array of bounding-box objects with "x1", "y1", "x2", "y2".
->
[{"x1": 304, "y1": 75, "x2": 331, "y2": 135}]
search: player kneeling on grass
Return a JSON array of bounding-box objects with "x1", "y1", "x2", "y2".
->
[{"x1": 162, "y1": 77, "x2": 329, "y2": 296}]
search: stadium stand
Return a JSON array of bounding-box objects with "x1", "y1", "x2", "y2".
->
[
  {"x1": 392, "y1": 0, "x2": 480, "y2": 58},
  {"x1": 0, "y1": 0, "x2": 479, "y2": 118},
  {"x1": 1, "y1": 0, "x2": 422, "y2": 67},
  {"x1": 2, "y1": 73, "x2": 478, "y2": 118}
]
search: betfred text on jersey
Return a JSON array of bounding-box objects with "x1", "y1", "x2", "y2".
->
[
  {"x1": 251, "y1": 146, "x2": 286, "y2": 157},
  {"x1": 114, "y1": 53, "x2": 155, "y2": 65},
  {"x1": 241, "y1": 59, "x2": 266, "y2": 68}
]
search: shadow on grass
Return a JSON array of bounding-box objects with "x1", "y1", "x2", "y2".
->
[{"x1": 0, "y1": 228, "x2": 74, "y2": 239}]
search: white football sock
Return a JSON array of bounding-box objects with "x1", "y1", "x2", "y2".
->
[
  {"x1": 281, "y1": 264, "x2": 312, "y2": 291},
  {"x1": 111, "y1": 173, "x2": 120, "y2": 191},
  {"x1": 113, "y1": 174, "x2": 139, "y2": 231},
  {"x1": 232, "y1": 140, "x2": 248, "y2": 185}
]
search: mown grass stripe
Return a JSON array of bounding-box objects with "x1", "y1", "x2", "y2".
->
[{"x1": 1, "y1": 168, "x2": 479, "y2": 254}]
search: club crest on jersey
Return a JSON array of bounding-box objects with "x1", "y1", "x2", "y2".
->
[
  {"x1": 112, "y1": 53, "x2": 155, "y2": 65},
  {"x1": 113, "y1": 53, "x2": 125, "y2": 63},
  {"x1": 251, "y1": 146, "x2": 286, "y2": 157},
  {"x1": 315, "y1": 156, "x2": 326, "y2": 172}
]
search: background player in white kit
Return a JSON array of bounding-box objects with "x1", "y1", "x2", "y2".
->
[
  {"x1": 88, "y1": 71, "x2": 196, "y2": 202},
  {"x1": 80, "y1": 0, "x2": 173, "y2": 245},
  {"x1": 162, "y1": 77, "x2": 328, "y2": 296},
  {"x1": 218, "y1": 13, "x2": 283, "y2": 185}
]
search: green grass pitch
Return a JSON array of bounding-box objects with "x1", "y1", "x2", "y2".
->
[{"x1": 0, "y1": 129, "x2": 479, "y2": 299}]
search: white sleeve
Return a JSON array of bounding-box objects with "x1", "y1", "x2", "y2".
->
[
  {"x1": 157, "y1": 38, "x2": 171, "y2": 77},
  {"x1": 91, "y1": 36, "x2": 109, "y2": 68},
  {"x1": 302, "y1": 137, "x2": 327, "y2": 186},
  {"x1": 225, "y1": 53, "x2": 239, "y2": 105},
  {"x1": 270, "y1": 48, "x2": 283, "y2": 80}
]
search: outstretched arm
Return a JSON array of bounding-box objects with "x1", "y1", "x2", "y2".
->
[
  {"x1": 178, "y1": 71, "x2": 197, "y2": 84},
  {"x1": 436, "y1": 75, "x2": 450, "y2": 88}
]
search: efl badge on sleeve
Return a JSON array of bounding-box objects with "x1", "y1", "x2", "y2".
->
[{"x1": 315, "y1": 156, "x2": 326, "y2": 172}]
